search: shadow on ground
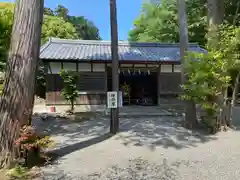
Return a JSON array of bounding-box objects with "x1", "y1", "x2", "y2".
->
[
  {"x1": 32, "y1": 110, "x2": 218, "y2": 158},
  {"x1": 50, "y1": 133, "x2": 113, "y2": 158},
  {"x1": 118, "y1": 116, "x2": 217, "y2": 150}
]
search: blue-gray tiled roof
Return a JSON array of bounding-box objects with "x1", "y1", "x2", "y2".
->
[{"x1": 40, "y1": 37, "x2": 206, "y2": 62}]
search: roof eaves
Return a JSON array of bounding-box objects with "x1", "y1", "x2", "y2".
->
[{"x1": 40, "y1": 38, "x2": 52, "y2": 54}]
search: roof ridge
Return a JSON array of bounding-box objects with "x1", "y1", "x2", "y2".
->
[{"x1": 49, "y1": 37, "x2": 200, "y2": 47}]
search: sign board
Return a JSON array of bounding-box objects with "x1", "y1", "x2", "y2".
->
[
  {"x1": 107, "y1": 91, "x2": 123, "y2": 108},
  {"x1": 107, "y1": 91, "x2": 118, "y2": 108}
]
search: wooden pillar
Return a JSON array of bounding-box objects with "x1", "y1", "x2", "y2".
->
[
  {"x1": 157, "y1": 64, "x2": 161, "y2": 106},
  {"x1": 110, "y1": 0, "x2": 119, "y2": 133}
]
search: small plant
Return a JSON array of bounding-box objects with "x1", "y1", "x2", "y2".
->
[
  {"x1": 60, "y1": 69, "x2": 79, "y2": 113},
  {"x1": 6, "y1": 165, "x2": 30, "y2": 179},
  {"x1": 15, "y1": 125, "x2": 54, "y2": 168},
  {"x1": 15, "y1": 125, "x2": 54, "y2": 151}
]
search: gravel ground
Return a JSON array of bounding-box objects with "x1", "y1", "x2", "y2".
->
[{"x1": 32, "y1": 109, "x2": 240, "y2": 180}]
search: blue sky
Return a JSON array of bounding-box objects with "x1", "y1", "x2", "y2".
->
[{"x1": 5, "y1": 0, "x2": 143, "y2": 40}]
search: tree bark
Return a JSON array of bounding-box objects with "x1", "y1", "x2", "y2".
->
[
  {"x1": 207, "y1": 0, "x2": 224, "y2": 26},
  {"x1": 177, "y1": 0, "x2": 197, "y2": 129},
  {"x1": 0, "y1": 0, "x2": 44, "y2": 168},
  {"x1": 207, "y1": 0, "x2": 225, "y2": 48}
]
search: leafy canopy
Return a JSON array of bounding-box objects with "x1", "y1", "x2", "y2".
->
[
  {"x1": 129, "y1": 0, "x2": 239, "y2": 47},
  {"x1": 0, "y1": 2, "x2": 101, "y2": 71},
  {"x1": 129, "y1": 0, "x2": 207, "y2": 46},
  {"x1": 41, "y1": 15, "x2": 78, "y2": 44},
  {"x1": 182, "y1": 25, "x2": 240, "y2": 116},
  {"x1": 54, "y1": 5, "x2": 101, "y2": 40}
]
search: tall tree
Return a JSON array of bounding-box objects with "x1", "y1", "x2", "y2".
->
[
  {"x1": 68, "y1": 16, "x2": 101, "y2": 40},
  {"x1": 44, "y1": 7, "x2": 54, "y2": 16},
  {"x1": 129, "y1": 0, "x2": 239, "y2": 47},
  {"x1": 178, "y1": 0, "x2": 197, "y2": 128},
  {"x1": 129, "y1": 0, "x2": 207, "y2": 46},
  {"x1": 207, "y1": 0, "x2": 225, "y2": 48},
  {"x1": 55, "y1": 5, "x2": 69, "y2": 20},
  {"x1": 54, "y1": 4, "x2": 101, "y2": 40},
  {"x1": 41, "y1": 15, "x2": 78, "y2": 44},
  {"x1": 0, "y1": 0, "x2": 44, "y2": 168}
]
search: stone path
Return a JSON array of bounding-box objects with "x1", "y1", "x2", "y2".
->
[{"x1": 32, "y1": 111, "x2": 240, "y2": 180}]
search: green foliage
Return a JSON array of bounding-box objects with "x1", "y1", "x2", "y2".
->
[
  {"x1": 44, "y1": 7, "x2": 54, "y2": 16},
  {"x1": 68, "y1": 16, "x2": 101, "y2": 40},
  {"x1": 129, "y1": 0, "x2": 207, "y2": 46},
  {"x1": 0, "y1": 3, "x2": 14, "y2": 70},
  {"x1": 0, "y1": 2, "x2": 101, "y2": 95},
  {"x1": 55, "y1": 4, "x2": 69, "y2": 20},
  {"x1": 6, "y1": 165, "x2": 30, "y2": 179},
  {"x1": 129, "y1": 1, "x2": 178, "y2": 43},
  {"x1": 182, "y1": 52, "x2": 230, "y2": 113},
  {"x1": 60, "y1": 70, "x2": 79, "y2": 112},
  {"x1": 41, "y1": 15, "x2": 78, "y2": 44},
  {"x1": 129, "y1": 0, "x2": 239, "y2": 46},
  {"x1": 0, "y1": 2, "x2": 101, "y2": 70},
  {"x1": 224, "y1": 0, "x2": 240, "y2": 26},
  {"x1": 216, "y1": 25, "x2": 240, "y2": 69},
  {"x1": 182, "y1": 25, "x2": 240, "y2": 124},
  {"x1": 53, "y1": 4, "x2": 101, "y2": 40}
]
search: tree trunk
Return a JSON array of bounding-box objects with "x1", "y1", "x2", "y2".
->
[
  {"x1": 0, "y1": 0, "x2": 44, "y2": 168},
  {"x1": 71, "y1": 100, "x2": 74, "y2": 113},
  {"x1": 207, "y1": 0, "x2": 224, "y2": 25},
  {"x1": 177, "y1": 0, "x2": 197, "y2": 129},
  {"x1": 207, "y1": 0, "x2": 225, "y2": 48}
]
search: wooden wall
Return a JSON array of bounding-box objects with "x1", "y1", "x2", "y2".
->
[
  {"x1": 159, "y1": 73, "x2": 181, "y2": 95},
  {"x1": 46, "y1": 72, "x2": 106, "y2": 105},
  {"x1": 45, "y1": 61, "x2": 182, "y2": 105}
]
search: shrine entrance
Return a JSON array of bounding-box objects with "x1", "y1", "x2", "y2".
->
[{"x1": 107, "y1": 67, "x2": 158, "y2": 106}]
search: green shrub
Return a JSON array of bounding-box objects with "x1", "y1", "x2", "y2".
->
[{"x1": 60, "y1": 69, "x2": 79, "y2": 113}]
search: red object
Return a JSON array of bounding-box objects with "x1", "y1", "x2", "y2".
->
[{"x1": 50, "y1": 106, "x2": 56, "y2": 112}]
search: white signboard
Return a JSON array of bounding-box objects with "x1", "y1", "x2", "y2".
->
[
  {"x1": 107, "y1": 91, "x2": 118, "y2": 108},
  {"x1": 107, "y1": 91, "x2": 123, "y2": 108}
]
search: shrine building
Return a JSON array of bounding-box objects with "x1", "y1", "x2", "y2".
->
[{"x1": 40, "y1": 37, "x2": 206, "y2": 112}]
